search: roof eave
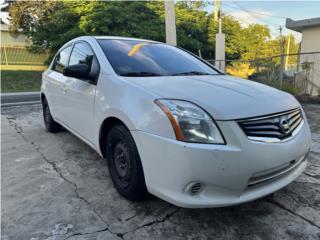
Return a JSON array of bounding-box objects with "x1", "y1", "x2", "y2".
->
[{"x1": 286, "y1": 17, "x2": 320, "y2": 33}]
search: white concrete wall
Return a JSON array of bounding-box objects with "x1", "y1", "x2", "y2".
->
[
  {"x1": 300, "y1": 26, "x2": 320, "y2": 52},
  {"x1": 1, "y1": 24, "x2": 29, "y2": 46},
  {"x1": 1, "y1": 31, "x2": 29, "y2": 46},
  {"x1": 299, "y1": 26, "x2": 320, "y2": 96}
]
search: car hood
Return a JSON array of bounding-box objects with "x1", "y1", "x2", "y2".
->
[{"x1": 123, "y1": 75, "x2": 300, "y2": 120}]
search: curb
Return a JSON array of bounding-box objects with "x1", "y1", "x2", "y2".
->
[
  {"x1": 1, "y1": 101, "x2": 41, "y2": 107},
  {"x1": 1, "y1": 92, "x2": 40, "y2": 105}
]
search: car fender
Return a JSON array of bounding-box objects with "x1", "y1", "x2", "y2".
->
[{"x1": 94, "y1": 73, "x2": 176, "y2": 153}]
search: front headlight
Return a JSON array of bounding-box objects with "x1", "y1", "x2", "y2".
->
[{"x1": 155, "y1": 99, "x2": 225, "y2": 144}]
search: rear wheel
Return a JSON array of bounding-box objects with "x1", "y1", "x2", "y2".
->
[
  {"x1": 42, "y1": 98, "x2": 62, "y2": 133},
  {"x1": 105, "y1": 124, "x2": 148, "y2": 201}
]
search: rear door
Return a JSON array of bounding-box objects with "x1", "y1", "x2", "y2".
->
[
  {"x1": 45, "y1": 45, "x2": 73, "y2": 121},
  {"x1": 61, "y1": 41, "x2": 100, "y2": 143}
]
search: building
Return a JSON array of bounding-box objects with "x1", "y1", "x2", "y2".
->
[
  {"x1": 1, "y1": 22, "x2": 30, "y2": 46},
  {"x1": 286, "y1": 17, "x2": 320, "y2": 96}
]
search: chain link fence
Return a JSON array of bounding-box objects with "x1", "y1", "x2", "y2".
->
[
  {"x1": 0, "y1": 45, "x2": 48, "y2": 66},
  {"x1": 1, "y1": 45, "x2": 319, "y2": 96},
  {"x1": 207, "y1": 52, "x2": 320, "y2": 96}
]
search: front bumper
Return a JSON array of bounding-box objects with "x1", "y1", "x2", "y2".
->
[{"x1": 131, "y1": 120, "x2": 311, "y2": 208}]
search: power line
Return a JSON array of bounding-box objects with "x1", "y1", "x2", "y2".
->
[
  {"x1": 223, "y1": 4, "x2": 277, "y2": 28},
  {"x1": 222, "y1": 4, "x2": 286, "y2": 42},
  {"x1": 222, "y1": 4, "x2": 256, "y2": 26},
  {"x1": 229, "y1": 3, "x2": 281, "y2": 27},
  {"x1": 226, "y1": 1, "x2": 284, "y2": 27}
]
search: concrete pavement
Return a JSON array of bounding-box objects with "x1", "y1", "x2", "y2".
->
[{"x1": 1, "y1": 104, "x2": 320, "y2": 240}]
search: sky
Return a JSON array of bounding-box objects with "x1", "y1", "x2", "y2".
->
[
  {"x1": 0, "y1": 0, "x2": 9, "y2": 24},
  {"x1": 206, "y1": 0, "x2": 320, "y2": 41}
]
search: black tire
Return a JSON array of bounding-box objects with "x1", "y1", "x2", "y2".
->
[
  {"x1": 42, "y1": 98, "x2": 62, "y2": 133},
  {"x1": 105, "y1": 124, "x2": 148, "y2": 201}
]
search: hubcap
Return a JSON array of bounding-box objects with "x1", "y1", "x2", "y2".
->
[{"x1": 113, "y1": 141, "x2": 131, "y2": 186}]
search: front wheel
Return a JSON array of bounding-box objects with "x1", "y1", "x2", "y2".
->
[
  {"x1": 42, "y1": 99, "x2": 62, "y2": 133},
  {"x1": 105, "y1": 124, "x2": 148, "y2": 201}
]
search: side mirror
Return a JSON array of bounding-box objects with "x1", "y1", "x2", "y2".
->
[{"x1": 63, "y1": 64, "x2": 90, "y2": 80}]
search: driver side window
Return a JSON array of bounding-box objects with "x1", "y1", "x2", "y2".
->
[
  {"x1": 68, "y1": 41, "x2": 100, "y2": 82},
  {"x1": 52, "y1": 45, "x2": 72, "y2": 73},
  {"x1": 69, "y1": 42, "x2": 94, "y2": 70}
]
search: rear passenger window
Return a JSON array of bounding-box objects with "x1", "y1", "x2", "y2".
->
[
  {"x1": 69, "y1": 42, "x2": 94, "y2": 69},
  {"x1": 52, "y1": 45, "x2": 72, "y2": 73}
]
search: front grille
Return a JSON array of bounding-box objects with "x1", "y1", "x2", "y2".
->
[{"x1": 238, "y1": 108, "x2": 303, "y2": 141}]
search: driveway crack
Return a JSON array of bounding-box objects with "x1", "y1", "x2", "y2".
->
[
  {"x1": 267, "y1": 199, "x2": 320, "y2": 229},
  {"x1": 63, "y1": 227, "x2": 123, "y2": 240},
  {"x1": 304, "y1": 172, "x2": 320, "y2": 180},
  {"x1": 123, "y1": 214, "x2": 138, "y2": 222},
  {"x1": 136, "y1": 208, "x2": 180, "y2": 229},
  {"x1": 118, "y1": 208, "x2": 181, "y2": 238}
]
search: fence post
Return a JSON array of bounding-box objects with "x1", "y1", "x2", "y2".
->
[
  {"x1": 279, "y1": 28, "x2": 284, "y2": 89},
  {"x1": 310, "y1": 59, "x2": 315, "y2": 95},
  {"x1": 3, "y1": 46, "x2": 9, "y2": 65},
  {"x1": 279, "y1": 53, "x2": 284, "y2": 89}
]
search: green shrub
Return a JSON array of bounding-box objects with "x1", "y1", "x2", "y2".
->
[{"x1": 281, "y1": 83, "x2": 304, "y2": 95}]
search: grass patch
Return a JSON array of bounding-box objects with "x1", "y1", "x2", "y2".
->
[{"x1": 1, "y1": 70, "x2": 43, "y2": 92}]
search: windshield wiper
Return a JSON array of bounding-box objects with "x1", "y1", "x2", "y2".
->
[
  {"x1": 171, "y1": 71, "x2": 214, "y2": 76},
  {"x1": 120, "y1": 72, "x2": 162, "y2": 77}
]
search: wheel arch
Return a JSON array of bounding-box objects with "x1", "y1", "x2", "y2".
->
[
  {"x1": 99, "y1": 116, "x2": 130, "y2": 158},
  {"x1": 41, "y1": 93, "x2": 46, "y2": 104}
]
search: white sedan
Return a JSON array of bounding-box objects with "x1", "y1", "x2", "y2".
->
[{"x1": 41, "y1": 36, "x2": 311, "y2": 208}]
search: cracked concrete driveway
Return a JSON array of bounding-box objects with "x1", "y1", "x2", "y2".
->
[{"x1": 1, "y1": 103, "x2": 320, "y2": 240}]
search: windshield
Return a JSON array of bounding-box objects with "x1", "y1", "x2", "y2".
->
[{"x1": 97, "y1": 39, "x2": 221, "y2": 77}]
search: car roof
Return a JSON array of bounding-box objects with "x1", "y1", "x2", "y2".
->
[{"x1": 93, "y1": 36, "x2": 160, "y2": 44}]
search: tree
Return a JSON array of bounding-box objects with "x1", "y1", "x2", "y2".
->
[
  {"x1": 240, "y1": 24, "x2": 271, "y2": 61},
  {"x1": 8, "y1": 0, "x2": 69, "y2": 54},
  {"x1": 8, "y1": 0, "x2": 298, "y2": 65},
  {"x1": 175, "y1": 1, "x2": 210, "y2": 57},
  {"x1": 8, "y1": 0, "x2": 57, "y2": 36},
  {"x1": 8, "y1": 1, "x2": 165, "y2": 61},
  {"x1": 77, "y1": 1, "x2": 165, "y2": 41},
  {"x1": 9, "y1": 1, "x2": 212, "y2": 61},
  {"x1": 145, "y1": 1, "x2": 210, "y2": 57},
  {"x1": 207, "y1": 14, "x2": 243, "y2": 60}
]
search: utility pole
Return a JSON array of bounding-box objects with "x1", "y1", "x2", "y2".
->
[
  {"x1": 164, "y1": 0, "x2": 177, "y2": 46},
  {"x1": 215, "y1": 0, "x2": 225, "y2": 71},
  {"x1": 218, "y1": 1, "x2": 222, "y2": 34},
  {"x1": 279, "y1": 25, "x2": 284, "y2": 88},
  {"x1": 214, "y1": 0, "x2": 219, "y2": 22},
  {"x1": 284, "y1": 34, "x2": 291, "y2": 71}
]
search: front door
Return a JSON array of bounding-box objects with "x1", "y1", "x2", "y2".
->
[
  {"x1": 45, "y1": 45, "x2": 73, "y2": 121},
  {"x1": 61, "y1": 41, "x2": 100, "y2": 144}
]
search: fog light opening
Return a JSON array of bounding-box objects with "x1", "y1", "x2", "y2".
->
[{"x1": 185, "y1": 182, "x2": 204, "y2": 195}]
